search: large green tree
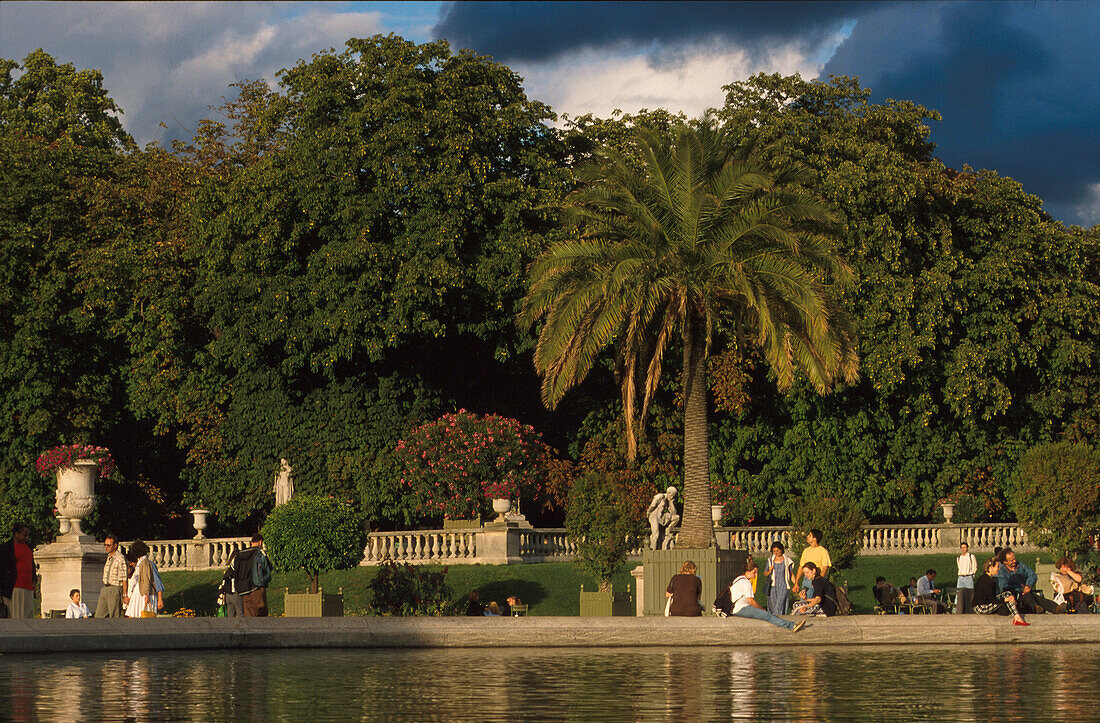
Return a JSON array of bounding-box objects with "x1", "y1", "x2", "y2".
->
[
  {"x1": 93, "y1": 36, "x2": 566, "y2": 528},
  {"x1": 710, "y1": 74, "x2": 1100, "y2": 521},
  {"x1": 521, "y1": 120, "x2": 858, "y2": 548},
  {"x1": 0, "y1": 50, "x2": 148, "y2": 537}
]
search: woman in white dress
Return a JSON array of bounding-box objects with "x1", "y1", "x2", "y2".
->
[{"x1": 124, "y1": 541, "x2": 157, "y2": 618}]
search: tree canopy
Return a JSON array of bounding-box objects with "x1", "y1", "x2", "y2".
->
[{"x1": 1, "y1": 48, "x2": 1097, "y2": 540}]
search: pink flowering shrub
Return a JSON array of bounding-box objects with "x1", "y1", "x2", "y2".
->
[
  {"x1": 36, "y1": 444, "x2": 116, "y2": 478},
  {"x1": 395, "y1": 410, "x2": 553, "y2": 520}
]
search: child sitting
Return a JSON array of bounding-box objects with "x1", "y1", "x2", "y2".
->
[{"x1": 65, "y1": 588, "x2": 91, "y2": 618}]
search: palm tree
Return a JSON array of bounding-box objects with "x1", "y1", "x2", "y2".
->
[{"x1": 520, "y1": 120, "x2": 859, "y2": 549}]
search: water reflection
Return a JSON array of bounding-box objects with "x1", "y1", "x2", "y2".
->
[{"x1": 1, "y1": 645, "x2": 1097, "y2": 721}]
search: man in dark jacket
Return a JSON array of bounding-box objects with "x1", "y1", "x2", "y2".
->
[{"x1": 220, "y1": 534, "x2": 270, "y2": 617}]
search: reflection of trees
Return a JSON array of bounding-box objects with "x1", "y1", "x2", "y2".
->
[{"x1": 0, "y1": 644, "x2": 1096, "y2": 717}]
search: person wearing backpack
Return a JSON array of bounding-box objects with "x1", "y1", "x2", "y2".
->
[
  {"x1": 726, "y1": 558, "x2": 806, "y2": 632},
  {"x1": 221, "y1": 534, "x2": 272, "y2": 617}
]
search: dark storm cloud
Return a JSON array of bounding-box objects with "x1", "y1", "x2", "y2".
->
[
  {"x1": 437, "y1": 0, "x2": 1100, "y2": 225},
  {"x1": 824, "y1": 1, "x2": 1100, "y2": 225},
  {"x1": 434, "y1": 1, "x2": 877, "y2": 62}
]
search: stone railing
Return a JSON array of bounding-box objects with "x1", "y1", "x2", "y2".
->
[
  {"x1": 122, "y1": 537, "x2": 250, "y2": 571},
  {"x1": 362, "y1": 530, "x2": 479, "y2": 564},
  {"x1": 138, "y1": 522, "x2": 1037, "y2": 570}
]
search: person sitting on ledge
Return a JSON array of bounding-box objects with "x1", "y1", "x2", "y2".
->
[
  {"x1": 973, "y1": 557, "x2": 1028, "y2": 625},
  {"x1": 998, "y1": 549, "x2": 1062, "y2": 614},
  {"x1": 727, "y1": 558, "x2": 806, "y2": 632},
  {"x1": 65, "y1": 588, "x2": 91, "y2": 619},
  {"x1": 464, "y1": 590, "x2": 484, "y2": 617},
  {"x1": 483, "y1": 601, "x2": 503, "y2": 617},
  {"x1": 792, "y1": 562, "x2": 837, "y2": 617},
  {"x1": 915, "y1": 569, "x2": 950, "y2": 614},
  {"x1": 1051, "y1": 557, "x2": 1094, "y2": 614}
]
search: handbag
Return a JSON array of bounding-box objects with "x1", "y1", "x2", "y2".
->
[{"x1": 664, "y1": 595, "x2": 672, "y2": 617}]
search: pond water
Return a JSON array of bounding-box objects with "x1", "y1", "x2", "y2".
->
[{"x1": 1, "y1": 645, "x2": 1096, "y2": 721}]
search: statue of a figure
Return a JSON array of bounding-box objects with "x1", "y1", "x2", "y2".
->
[
  {"x1": 273, "y1": 458, "x2": 294, "y2": 506},
  {"x1": 647, "y1": 486, "x2": 680, "y2": 550}
]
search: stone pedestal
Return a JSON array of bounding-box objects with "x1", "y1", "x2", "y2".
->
[
  {"x1": 939, "y1": 523, "x2": 962, "y2": 550},
  {"x1": 630, "y1": 566, "x2": 645, "y2": 616},
  {"x1": 35, "y1": 537, "x2": 105, "y2": 617},
  {"x1": 641, "y1": 546, "x2": 748, "y2": 616},
  {"x1": 475, "y1": 523, "x2": 524, "y2": 565}
]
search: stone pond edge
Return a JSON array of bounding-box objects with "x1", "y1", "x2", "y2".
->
[{"x1": 2, "y1": 616, "x2": 1099, "y2": 654}]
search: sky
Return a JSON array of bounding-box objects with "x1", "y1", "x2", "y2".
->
[{"x1": 1, "y1": 1, "x2": 1097, "y2": 227}]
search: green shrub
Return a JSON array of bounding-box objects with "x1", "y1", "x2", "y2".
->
[
  {"x1": 564, "y1": 471, "x2": 643, "y2": 591},
  {"x1": 368, "y1": 561, "x2": 454, "y2": 616},
  {"x1": 1012, "y1": 441, "x2": 1100, "y2": 558},
  {"x1": 784, "y1": 493, "x2": 865, "y2": 572},
  {"x1": 261, "y1": 495, "x2": 366, "y2": 593}
]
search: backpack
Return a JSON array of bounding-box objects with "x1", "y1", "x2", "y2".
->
[
  {"x1": 251, "y1": 550, "x2": 272, "y2": 588},
  {"x1": 826, "y1": 581, "x2": 852, "y2": 616},
  {"x1": 712, "y1": 584, "x2": 734, "y2": 617},
  {"x1": 231, "y1": 548, "x2": 259, "y2": 594}
]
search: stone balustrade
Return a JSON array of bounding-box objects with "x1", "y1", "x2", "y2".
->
[
  {"x1": 122, "y1": 537, "x2": 250, "y2": 571},
  {"x1": 363, "y1": 530, "x2": 479, "y2": 564},
  {"x1": 132, "y1": 522, "x2": 1037, "y2": 570}
]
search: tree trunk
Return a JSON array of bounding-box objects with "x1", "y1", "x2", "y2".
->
[
  {"x1": 677, "y1": 311, "x2": 713, "y2": 549},
  {"x1": 308, "y1": 573, "x2": 319, "y2": 594}
]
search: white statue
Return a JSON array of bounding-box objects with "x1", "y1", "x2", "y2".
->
[
  {"x1": 273, "y1": 458, "x2": 294, "y2": 506},
  {"x1": 647, "y1": 486, "x2": 680, "y2": 550}
]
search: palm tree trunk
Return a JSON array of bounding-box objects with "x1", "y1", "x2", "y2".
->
[{"x1": 678, "y1": 311, "x2": 713, "y2": 548}]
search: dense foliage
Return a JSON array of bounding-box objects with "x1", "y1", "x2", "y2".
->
[
  {"x1": 367, "y1": 561, "x2": 453, "y2": 616},
  {"x1": 395, "y1": 410, "x2": 554, "y2": 520},
  {"x1": 1, "y1": 45, "x2": 1097, "y2": 540},
  {"x1": 1012, "y1": 442, "x2": 1100, "y2": 559},
  {"x1": 260, "y1": 494, "x2": 366, "y2": 593},
  {"x1": 564, "y1": 471, "x2": 643, "y2": 590},
  {"x1": 785, "y1": 493, "x2": 866, "y2": 572}
]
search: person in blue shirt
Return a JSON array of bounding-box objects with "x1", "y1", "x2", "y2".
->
[
  {"x1": 997, "y1": 548, "x2": 1062, "y2": 614},
  {"x1": 915, "y1": 569, "x2": 949, "y2": 613}
]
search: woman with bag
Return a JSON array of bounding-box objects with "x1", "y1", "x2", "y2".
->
[
  {"x1": 729, "y1": 558, "x2": 806, "y2": 632},
  {"x1": 764, "y1": 541, "x2": 795, "y2": 616}
]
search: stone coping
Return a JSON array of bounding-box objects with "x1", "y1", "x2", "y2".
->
[{"x1": 1, "y1": 615, "x2": 1097, "y2": 654}]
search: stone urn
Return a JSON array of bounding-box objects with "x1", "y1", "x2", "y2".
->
[
  {"x1": 54, "y1": 459, "x2": 99, "y2": 539},
  {"x1": 711, "y1": 504, "x2": 725, "y2": 527},
  {"x1": 191, "y1": 509, "x2": 210, "y2": 539},
  {"x1": 492, "y1": 498, "x2": 512, "y2": 521},
  {"x1": 941, "y1": 503, "x2": 955, "y2": 524}
]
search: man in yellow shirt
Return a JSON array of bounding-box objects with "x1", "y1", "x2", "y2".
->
[{"x1": 793, "y1": 529, "x2": 832, "y2": 594}]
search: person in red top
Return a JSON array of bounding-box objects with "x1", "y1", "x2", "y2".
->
[{"x1": 0, "y1": 522, "x2": 36, "y2": 618}]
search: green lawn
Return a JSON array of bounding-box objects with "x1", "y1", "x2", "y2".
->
[{"x1": 162, "y1": 551, "x2": 1059, "y2": 617}]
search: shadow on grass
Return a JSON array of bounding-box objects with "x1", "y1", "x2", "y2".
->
[{"x1": 462, "y1": 579, "x2": 548, "y2": 610}]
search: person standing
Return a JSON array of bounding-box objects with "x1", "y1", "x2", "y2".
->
[
  {"x1": 0, "y1": 523, "x2": 36, "y2": 618},
  {"x1": 97, "y1": 534, "x2": 127, "y2": 618},
  {"x1": 793, "y1": 529, "x2": 832, "y2": 594},
  {"x1": 124, "y1": 541, "x2": 156, "y2": 618},
  {"x1": 955, "y1": 542, "x2": 977, "y2": 614},
  {"x1": 221, "y1": 535, "x2": 271, "y2": 617},
  {"x1": 764, "y1": 541, "x2": 795, "y2": 616}
]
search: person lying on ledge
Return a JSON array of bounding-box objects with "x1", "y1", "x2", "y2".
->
[
  {"x1": 998, "y1": 549, "x2": 1062, "y2": 614},
  {"x1": 973, "y1": 557, "x2": 1028, "y2": 625}
]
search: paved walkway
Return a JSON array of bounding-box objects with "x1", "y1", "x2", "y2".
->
[{"x1": 2, "y1": 615, "x2": 1098, "y2": 654}]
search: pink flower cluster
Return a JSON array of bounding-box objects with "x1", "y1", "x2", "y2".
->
[
  {"x1": 395, "y1": 410, "x2": 552, "y2": 519},
  {"x1": 35, "y1": 443, "x2": 117, "y2": 479}
]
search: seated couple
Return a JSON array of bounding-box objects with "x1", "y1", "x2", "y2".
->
[{"x1": 714, "y1": 558, "x2": 806, "y2": 632}]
